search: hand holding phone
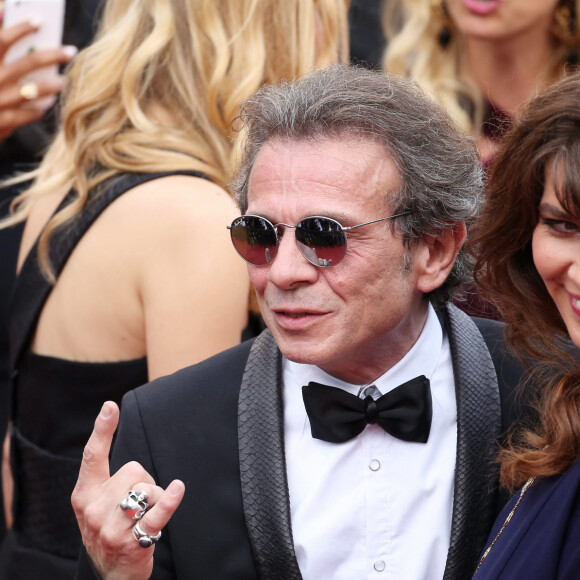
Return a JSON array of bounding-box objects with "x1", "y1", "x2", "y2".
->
[
  {"x1": 0, "y1": 17, "x2": 76, "y2": 140},
  {"x1": 3, "y1": 0, "x2": 66, "y2": 81}
]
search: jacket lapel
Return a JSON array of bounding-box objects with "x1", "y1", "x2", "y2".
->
[
  {"x1": 442, "y1": 304, "x2": 502, "y2": 580},
  {"x1": 237, "y1": 307, "x2": 502, "y2": 580},
  {"x1": 238, "y1": 330, "x2": 303, "y2": 580}
]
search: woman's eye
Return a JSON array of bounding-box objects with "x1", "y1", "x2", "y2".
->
[{"x1": 542, "y1": 218, "x2": 579, "y2": 233}]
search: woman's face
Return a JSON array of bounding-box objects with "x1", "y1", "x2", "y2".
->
[
  {"x1": 444, "y1": 0, "x2": 560, "y2": 43},
  {"x1": 532, "y1": 164, "x2": 580, "y2": 348}
]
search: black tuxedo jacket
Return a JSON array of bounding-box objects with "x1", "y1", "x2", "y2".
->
[{"x1": 77, "y1": 304, "x2": 531, "y2": 580}]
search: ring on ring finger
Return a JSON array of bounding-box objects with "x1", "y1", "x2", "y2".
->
[
  {"x1": 19, "y1": 81, "x2": 39, "y2": 101},
  {"x1": 120, "y1": 490, "x2": 149, "y2": 520},
  {"x1": 132, "y1": 520, "x2": 162, "y2": 548}
]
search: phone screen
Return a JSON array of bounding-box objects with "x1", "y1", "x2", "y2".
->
[{"x1": 3, "y1": 0, "x2": 66, "y2": 82}]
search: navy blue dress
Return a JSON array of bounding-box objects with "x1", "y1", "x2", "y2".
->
[{"x1": 474, "y1": 458, "x2": 580, "y2": 579}]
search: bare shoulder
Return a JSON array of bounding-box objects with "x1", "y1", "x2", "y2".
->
[
  {"x1": 103, "y1": 174, "x2": 238, "y2": 228},
  {"x1": 91, "y1": 174, "x2": 240, "y2": 257}
]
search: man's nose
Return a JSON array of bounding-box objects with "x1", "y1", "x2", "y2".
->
[{"x1": 267, "y1": 228, "x2": 318, "y2": 288}]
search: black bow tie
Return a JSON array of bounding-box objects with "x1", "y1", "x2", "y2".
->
[{"x1": 302, "y1": 376, "x2": 432, "y2": 444}]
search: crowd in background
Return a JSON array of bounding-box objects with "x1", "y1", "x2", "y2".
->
[{"x1": 0, "y1": 1, "x2": 580, "y2": 579}]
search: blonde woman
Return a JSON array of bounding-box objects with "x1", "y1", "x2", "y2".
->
[
  {"x1": 0, "y1": 0, "x2": 349, "y2": 577},
  {"x1": 383, "y1": 0, "x2": 579, "y2": 161}
]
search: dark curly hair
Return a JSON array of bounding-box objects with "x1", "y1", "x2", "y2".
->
[{"x1": 470, "y1": 70, "x2": 580, "y2": 490}]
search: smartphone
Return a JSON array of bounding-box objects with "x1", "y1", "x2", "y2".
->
[{"x1": 3, "y1": 0, "x2": 66, "y2": 83}]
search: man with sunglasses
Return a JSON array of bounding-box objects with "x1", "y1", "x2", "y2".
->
[{"x1": 73, "y1": 65, "x2": 528, "y2": 580}]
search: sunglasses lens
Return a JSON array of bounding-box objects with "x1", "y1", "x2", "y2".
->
[
  {"x1": 229, "y1": 216, "x2": 278, "y2": 265},
  {"x1": 296, "y1": 217, "x2": 347, "y2": 267}
]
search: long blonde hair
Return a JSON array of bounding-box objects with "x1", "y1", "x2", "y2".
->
[
  {"x1": 3, "y1": 0, "x2": 349, "y2": 280},
  {"x1": 383, "y1": 0, "x2": 580, "y2": 133}
]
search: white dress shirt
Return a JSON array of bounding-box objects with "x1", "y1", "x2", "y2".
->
[{"x1": 283, "y1": 305, "x2": 457, "y2": 579}]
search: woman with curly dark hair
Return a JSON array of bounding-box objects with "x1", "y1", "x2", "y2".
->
[{"x1": 469, "y1": 71, "x2": 580, "y2": 579}]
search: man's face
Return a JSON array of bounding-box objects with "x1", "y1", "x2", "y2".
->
[{"x1": 246, "y1": 136, "x2": 432, "y2": 384}]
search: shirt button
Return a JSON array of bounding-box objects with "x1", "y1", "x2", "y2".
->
[
  {"x1": 374, "y1": 560, "x2": 386, "y2": 572},
  {"x1": 369, "y1": 459, "x2": 381, "y2": 471}
]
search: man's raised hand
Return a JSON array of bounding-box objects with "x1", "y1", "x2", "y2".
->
[{"x1": 72, "y1": 402, "x2": 185, "y2": 580}]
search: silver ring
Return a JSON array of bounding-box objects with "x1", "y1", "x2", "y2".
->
[
  {"x1": 119, "y1": 490, "x2": 149, "y2": 520},
  {"x1": 132, "y1": 520, "x2": 162, "y2": 548}
]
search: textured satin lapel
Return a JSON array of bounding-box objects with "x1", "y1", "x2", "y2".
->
[
  {"x1": 238, "y1": 330, "x2": 302, "y2": 580},
  {"x1": 442, "y1": 304, "x2": 502, "y2": 580}
]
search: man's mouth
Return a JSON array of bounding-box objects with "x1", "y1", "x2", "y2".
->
[
  {"x1": 277, "y1": 310, "x2": 323, "y2": 317},
  {"x1": 272, "y1": 308, "x2": 326, "y2": 319}
]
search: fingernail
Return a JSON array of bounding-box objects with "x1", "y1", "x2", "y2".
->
[
  {"x1": 62, "y1": 45, "x2": 78, "y2": 59},
  {"x1": 100, "y1": 402, "x2": 113, "y2": 418},
  {"x1": 29, "y1": 16, "x2": 43, "y2": 28},
  {"x1": 168, "y1": 481, "x2": 183, "y2": 496}
]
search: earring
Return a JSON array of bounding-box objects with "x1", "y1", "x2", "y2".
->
[
  {"x1": 430, "y1": 0, "x2": 453, "y2": 49},
  {"x1": 551, "y1": 0, "x2": 580, "y2": 47}
]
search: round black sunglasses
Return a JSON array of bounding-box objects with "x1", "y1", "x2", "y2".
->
[{"x1": 227, "y1": 213, "x2": 409, "y2": 268}]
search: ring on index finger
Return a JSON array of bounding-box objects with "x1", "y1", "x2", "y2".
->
[
  {"x1": 19, "y1": 81, "x2": 39, "y2": 101},
  {"x1": 119, "y1": 490, "x2": 149, "y2": 520},
  {"x1": 132, "y1": 520, "x2": 162, "y2": 548}
]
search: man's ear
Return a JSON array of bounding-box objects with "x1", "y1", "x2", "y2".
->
[{"x1": 415, "y1": 222, "x2": 467, "y2": 294}]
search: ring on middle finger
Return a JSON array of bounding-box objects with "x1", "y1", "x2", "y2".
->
[{"x1": 119, "y1": 489, "x2": 149, "y2": 520}]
